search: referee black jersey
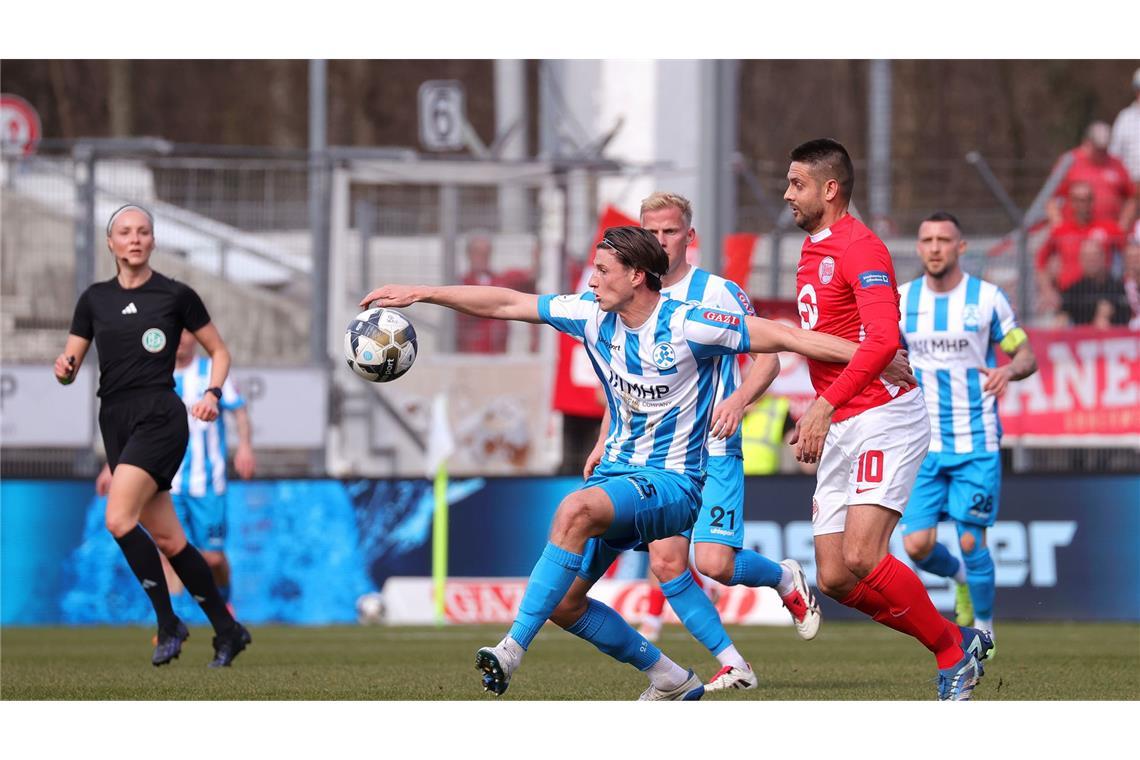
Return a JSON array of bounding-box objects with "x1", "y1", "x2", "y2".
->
[{"x1": 70, "y1": 271, "x2": 211, "y2": 400}]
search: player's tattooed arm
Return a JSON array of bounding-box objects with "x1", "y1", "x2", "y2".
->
[{"x1": 982, "y1": 335, "x2": 1037, "y2": 398}]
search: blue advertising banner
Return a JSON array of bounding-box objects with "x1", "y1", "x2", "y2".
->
[{"x1": 2, "y1": 475, "x2": 1137, "y2": 624}]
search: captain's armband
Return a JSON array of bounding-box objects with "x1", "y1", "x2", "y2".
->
[{"x1": 999, "y1": 327, "x2": 1028, "y2": 354}]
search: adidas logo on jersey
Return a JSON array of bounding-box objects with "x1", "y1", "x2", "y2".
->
[{"x1": 121, "y1": 302, "x2": 138, "y2": 315}]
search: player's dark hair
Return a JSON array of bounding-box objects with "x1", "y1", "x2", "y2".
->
[
  {"x1": 790, "y1": 138, "x2": 855, "y2": 202},
  {"x1": 597, "y1": 226, "x2": 668, "y2": 292},
  {"x1": 923, "y1": 211, "x2": 963, "y2": 233}
]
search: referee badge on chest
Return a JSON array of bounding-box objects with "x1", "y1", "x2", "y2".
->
[
  {"x1": 818, "y1": 256, "x2": 835, "y2": 284},
  {"x1": 141, "y1": 328, "x2": 167, "y2": 353}
]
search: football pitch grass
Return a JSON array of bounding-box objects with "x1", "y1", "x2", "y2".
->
[{"x1": 2, "y1": 621, "x2": 1137, "y2": 701}]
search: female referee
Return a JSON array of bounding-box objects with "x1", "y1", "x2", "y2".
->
[{"x1": 54, "y1": 204, "x2": 251, "y2": 668}]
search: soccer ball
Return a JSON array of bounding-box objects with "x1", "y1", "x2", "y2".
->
[
  {"x1": 344, "y1": 308, "x2": 418, "y2": 382},
  {"x1": 355, "y1": 592, "x2": 385, "y2": 625}
]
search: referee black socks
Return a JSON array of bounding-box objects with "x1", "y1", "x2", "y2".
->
[
  {"x1": 114, "y1": 525, "x2": 179, "y2": 632},
  {"x1": 168, "y1": 543, "x2": 236, "y2": 634}
]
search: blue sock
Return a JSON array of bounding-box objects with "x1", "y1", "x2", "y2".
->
[
  {"x1": 218, "y1": 584, "x2": 231, "y2": 604},
  {"x1": 914, "y1": 542, "x2": 962, "y2": 579},
  {"x1": 963, "y1": 547, "x2": 995, "y2": 622},
  {"x1": 508, "y1": 542, "x2": 583, "y2": 650},
  {"x1": 565, "y1": 598, "x2": 662, "y2": 671},
  {"x1": 661, "y1": 570, "x2": 730, "y2": 657},
  {"x1": 728, "y1": 549, "x2": 783, "y2": 588}
]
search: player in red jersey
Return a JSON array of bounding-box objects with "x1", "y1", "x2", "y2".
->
[{"x1": 784, "y1": 139, "x2": 993, "y2": 700}]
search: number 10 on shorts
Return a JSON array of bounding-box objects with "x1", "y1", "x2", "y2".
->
[{"x1": 857, "y1": 450, "x2": 884, "y2": 484}]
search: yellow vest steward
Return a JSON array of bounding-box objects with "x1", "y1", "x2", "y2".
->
[{"x1": 741, "y1": 396, "x2": 789, "y2": 475}]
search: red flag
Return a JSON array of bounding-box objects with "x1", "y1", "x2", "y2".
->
[
  {"x1": 722, "y1": 232, "x2": 758, "y2": 286},
  {"x1": 555, "y1": 205, "x2": 639, "y2": 418}
]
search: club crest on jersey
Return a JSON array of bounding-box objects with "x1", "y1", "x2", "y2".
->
[
  {"x1": 651, "y1": 342, "x2": 677, "y2": 369},
  {"x1": 962, "y1": 304, "x2": 981, "y2": 331},
  {"x1": 818, "y1": 256, "x2": 836, "y2": 284},
  {"x1": 141, "y1": 328, "x2": 167, "y2": 353},
  {"x1": 702, "y1": 310, "x2": 740, "y2": 326}
]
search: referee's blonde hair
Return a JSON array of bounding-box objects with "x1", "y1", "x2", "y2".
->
[
  {"x1": 106, "y1": 204, "x2": 154, "y2": 236},
  {"x1": 640, "y1": 192, "x2": 693, "y2": 228}
]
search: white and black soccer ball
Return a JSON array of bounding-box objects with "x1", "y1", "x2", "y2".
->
[
  {"x1": 355, "y1": 591, "x2": 385, "y2": 625},
  {"x1": 344, "y1": 308, "x2": 418, "y2": 383}
]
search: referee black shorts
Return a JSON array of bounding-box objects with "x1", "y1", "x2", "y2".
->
[{"x1": 99, "y1": 389, "x2": 189, "y2": 492}]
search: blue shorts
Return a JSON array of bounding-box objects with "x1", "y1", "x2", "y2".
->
[
  {"x1": 172, "y1": 492, "x2": 227, "y2": 551},
  {"x1": 901, "y1": 451, "x2": 1002, "y2": 534},
  {"x1": 689, "y1": 455, "x2": 745, "y2": 549},
  {"x1": 577, "y1": 462, "x2": 701, "y2": 583}
]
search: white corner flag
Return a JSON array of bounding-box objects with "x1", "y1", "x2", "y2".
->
[
  {"x1": 425, "y1": 393, "x2": 455, "y2": 626},
  {"x1": 424, "y1": 393, "x2": 455, "y2": 479}
]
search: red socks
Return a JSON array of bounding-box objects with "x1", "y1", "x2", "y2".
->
[
  {"x1": 646, "y1": 585, "x2": 666, "y2": 617},
  {"x1": 841, "y1": 554, "x2": 963, "y2": 669}
]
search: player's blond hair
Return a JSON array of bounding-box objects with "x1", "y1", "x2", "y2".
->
[{"x1": 640, "y1": 192, "x2": 693, "y2": 228}]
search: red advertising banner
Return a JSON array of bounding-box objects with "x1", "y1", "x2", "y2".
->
[{"x1": 1000, "y1": 327, "x2": 1140, "y2": 446}]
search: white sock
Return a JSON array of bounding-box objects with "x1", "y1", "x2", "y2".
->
[
  {"x1": 641, "y1": 616, "x2": 661, "y2": 630},
  {"x1": 714, "y1": 643, "x2": 748, "y2": 670},
  {"x1": 775, "y1": 565, "x2": 795, "y2": 597},
  {"x1": 646, "y1": 653, "x2": 689, "y2": 690},
  {"x1": 500, "y1": 636, "x2": 526, "y2": 665},
  {"x1": 954, "y1": 563, "x2": 967, "y2": 585},
  {"x1": 975, "y1": 617, "x2": 994, "y2": 635}
]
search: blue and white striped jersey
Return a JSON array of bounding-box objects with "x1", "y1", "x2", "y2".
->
[
  {"x1": 659, "y1": 267, "x2": 755, "y2": 458},
  {"x1": 170, "y1": 355, "x2": 245, "y2": 497},
  {"x1": 539, "y1": 292, "x2": 751, "y2": 483},
  {"x1": 899, "y1": 274, "x2": 1021, "y2": 454}
]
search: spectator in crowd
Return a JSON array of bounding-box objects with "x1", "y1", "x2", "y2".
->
[
  {"x1": 1036, "y1": 182, "x2": 1125, "y2": 316},
  {"x1": 1109, "y1": 67, "x2": 1140, "y2": 197},
  {"x1": 1059, "y1": 237, "x2": 1131, "y2": 328},
  {"x1": 1049, "y1": 121, "x2": 1136, "y2": 232},
  {"x1": 456, "y1": 232, "x2": 537, "y2": 353},
  {"x1": 1122, "y1": 236, "x2": 1140, "y2": 329}
]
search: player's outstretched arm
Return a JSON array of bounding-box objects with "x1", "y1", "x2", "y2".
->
[
  {"x1": 360, "y1": 284, "x2": 542, "y2": 324},
  {"x1": 53, "y1": 334, "x2": 91, "y2": 385},
  {"x1": 744, "y1": 316, "x2": 856, "y2": 363},
  {"x1": 744, "y1": 316, "x2": 916, "y2": 390}
]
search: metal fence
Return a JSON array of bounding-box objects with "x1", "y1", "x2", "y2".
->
[{"x1": 2, "y1": 142, "x2": 1136, "y2": 477}]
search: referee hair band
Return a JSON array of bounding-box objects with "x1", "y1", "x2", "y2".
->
[{"x1": 106, "y1": 204, "x2": 154, "y2": 236}]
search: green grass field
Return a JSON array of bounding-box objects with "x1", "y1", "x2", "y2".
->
[{"x1": 2, "y1": 621, "x2": 1137, "y2": 700}]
